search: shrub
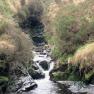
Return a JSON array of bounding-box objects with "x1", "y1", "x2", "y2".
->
[
  {"x1": 50, "y1": 1, "x2": 94, "y2": 62},
  {"x1": 0, "y1": 21, "x2": 33, "y2": 65}
]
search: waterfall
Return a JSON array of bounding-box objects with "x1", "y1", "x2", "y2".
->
[
  {"x1": 29, "y1": 50, "x2": 60, "y2": 94},
  {"x1": 36, "y1": 61, "x2": 54, "y2": 80}
]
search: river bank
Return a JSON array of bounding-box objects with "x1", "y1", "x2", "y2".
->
[
  {"x1": 21, "y1": 49, "x2": 91, "y2": 94},
  {"x1": 49, "y1": 60, "x2": 94, "y2": 94}
]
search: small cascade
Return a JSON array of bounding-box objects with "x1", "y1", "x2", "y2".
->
[
  {"x1": 43, "y1": 62, "x2": 54, "y2": 80},
  {"x1": 23, "y1": 49, "x2": 94, "y2": 94},
  {"x1": 36, "y1": 62, "x2": 44, "y2": 72},
  {"x1": 29, "y1": 61, "x2": 59, "y2": 94},
  {"x1": 27, "y1": 50, "x2": 60, "y2": 94},
  {"x1": 36, "y1": 61, "x2": 54, "y2": 80}
]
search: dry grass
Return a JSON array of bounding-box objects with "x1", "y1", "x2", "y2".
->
[
  {"x1": 72, "y1": 43, "x2": 94, "y2": 68},
  {"x1": 7, "y1": 0, "x2": 22, "y2": 13},
  {"x1": 47, "y1": 2, "x2": 60, "y2": 21},
  {"x1": 0, "y1": 22, "x2": 33, "y2": 64}
]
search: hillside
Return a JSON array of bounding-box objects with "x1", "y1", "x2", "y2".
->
[
  {"x1": 0, "y1": 0, "x2": 45, "y2": 93},
  {"x1": 0, "y1": 0, "x2": 94, "y2": 94},
  {"x1": 46, "y1": 0, "x2": 94, "y2": 84}
]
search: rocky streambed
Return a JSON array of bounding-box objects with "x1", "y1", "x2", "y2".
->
[
  {"x1": 30, "y1": 49, "x2": 94, "y2": 94},
  {"x1": 2, "y1": 49, "x2": 94, "y2": 94}
]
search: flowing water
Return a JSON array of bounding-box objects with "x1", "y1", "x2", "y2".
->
[
  {"x1": 22, "y1": 51, "x2": 63, "y2": 94},
  {"x1": 30, "y1": 62, "x2": 61, "y2": 94},
  {"x1": 22, "y1": 63, "x2": 62, "y2": 94},
  {"x1": 22, "y1": 50, "x2": 94, "y2": 94}
]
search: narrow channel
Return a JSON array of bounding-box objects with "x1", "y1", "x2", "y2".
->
[
  {"x1": 31, "y1": 62, "x2": 60, "y2": 94},
  {"x1": 22, "y1": 50, "x2": 63, "y2": 94}
]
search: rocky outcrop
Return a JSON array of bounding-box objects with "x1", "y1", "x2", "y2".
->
[
  {"x1": 28, "y1": 63, "x2": 45, "y2": 79},
  {"x1": 39, "y1": 61, "x2": 50, "y2": 70},
  {"x1": 5, "y1": 61, "x2": 37, "y2": 94},
  {"x1": 7, "y1": 76, "x2": 37, "y2": 94}
]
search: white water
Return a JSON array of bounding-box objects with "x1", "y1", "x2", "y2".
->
[
  {"x1": 30, "y1": 62, "x2": 60, "y2": 94},
  {"x1": 22, "y1": 61, "x2": 60, "y2": 94},
  {"x1": 23, "y1": 50, "x2": 94, "y2": 94},
  {"x1": 22, "y1": 50, "x2": 60, "y2": 94}
]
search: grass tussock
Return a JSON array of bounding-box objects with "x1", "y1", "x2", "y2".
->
[{"x1": 72, "y1": 43, "x2": 94, "y2": 68}]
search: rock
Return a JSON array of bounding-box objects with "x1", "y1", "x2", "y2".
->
[
  {"x1": 28, "y1": 63, "x2": 45, "y2": 79},
  {"x1": 39, "y1": 61, "x2": 50, "y2": 70},
  {"x1": 57, "y1": 82, "x2": 74, "y2": 94},
  {"x1": 6, "y1": 62, "x2": 37, "y2": 94},
  {"x1": 57, "y1": 82, "x2": 87, "y2": 94},
  {"x1": 7, "y1": 75, "x2": 37, "y2": 94},
  {"x1": 32, "y1": 63, "x2": 39, "y2": 70},
  {"x1": 31, "y1": 69, "x2": 45, "y2": 79},
  {"x1": 18, "y1": 75, "x2": 37, "y2": 92},
  {"x1": 49, "y1": 64, "x2": 68, "y2": 81}
]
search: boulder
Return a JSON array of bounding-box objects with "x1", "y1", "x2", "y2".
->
[
  {"x1": 5, "y1": 62, "x2": 37, "y2": 94},
  {"x1": 6, "y1": 75, "x2": 37, "y2": 94},
  {"x1": 39, "y1": 61, "x2": 50, "y2": 70},
  {"x1": 28, "y1": 63, "x2": 45, "y2": 79},
  {"x1": 18, "y1": 76, "x2": 37, "y2": 92},
  {"x1": 31, "y1": 69, "x2": 45, "y2": 79},
  {"x1": 32, "y1": 63, "x2": 39, "y2": 70}
]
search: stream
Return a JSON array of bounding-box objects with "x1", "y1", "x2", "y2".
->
[
  {"x1": 22, "y1": 49, "x2": 94, "y2": 94},
  {"x1": 22, "y1": 50, "x2": 64, "y2": 94},
  {"x1": 30, "y1": 62, "x2": 60, "y2": 94}
]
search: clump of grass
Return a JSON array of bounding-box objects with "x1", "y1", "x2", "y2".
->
[
  {"x1": 72, "y1": 43, "x2": 94, "y2": 68},
  {"x1": 70, "y1": 43, "x2": 94, "y2": 84}
]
